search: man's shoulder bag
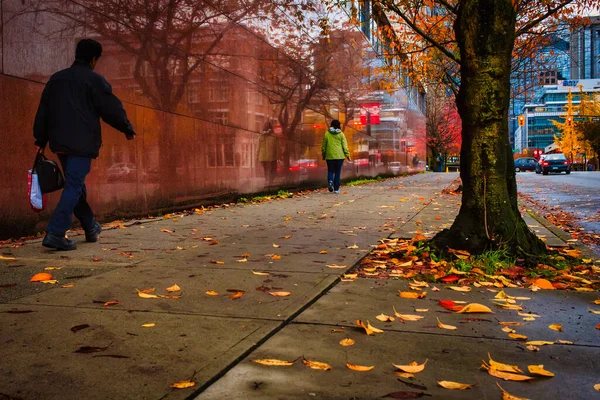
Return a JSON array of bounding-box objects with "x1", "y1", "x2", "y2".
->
[{"x1": 34, "y1": 152, "x2": 65, "y2": 193}]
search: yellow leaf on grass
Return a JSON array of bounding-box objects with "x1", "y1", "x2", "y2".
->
[
  {"x1": 548, "y1": 324, "x2": 563, "y2": 332},
  {"x1": 340, "y1": 338, "x2": 355, "y2": 347},
  {"x1": 528, "y1": 364, "x2": 554, "y2": 377},
  {"x1": 269, "y1": 291, "x2": 291, "y2": 297},
  {"x1": 448, "y1": 286, "x2": 472, "y2": 292},
  {"x1": 346, "y1": 363, "x2": 374, "y2": 371},
  {"x1": 367, "y1": 321, "x2": 383, "y2": 333},
  {"x1": 170, "y1": 380, "x2": 195, "y2": 389},
  {"x1": 326, "y1": 264, "x2": 347, "y2": 269},
  {"x1": 488, "y1": 353, "x2": 523, "y2": 373},
  {"x1": 392, "y1": 359, "x2": 428, "y2": 373},
  {"x1": 437, "y1": 318, "x2": 457, "y2": 330},
  {"x1": 531, "y1": 278, "x2": 554, "y2": 290},
  {"x1": 456, "y1": 303, "x2": 493, "y2": 313},
  {"x1": 303, "y1": 359, "x2": 331, "y2": 371},
  {"x1": 438, "y1": 381, "x2": 474, "y2": 390},
  {"x1": 481, "y1": 362, "x2": 532, "y2": 381},
  {"x1": 253, "y1": 358, "x2": 295, "y2": 366},
  {"x1": 136, "y1": 289, "x2": 159, "y2": 299},
  {"x1": 497, "y1": 382, "x2": 530, "y2": 400},
  {"x1": 141, "y1": 323, "x2": 155, "y2": 328},
  {"x1": 166, "y1": 284, "x2": 181, "y2": 292},
  {"x1": 356, "y1": 320, "x2": 374, "y2": 335},
  {"x1": 526, "y1": 341, "x2": 554, "y2": 346},
  {"x1": 205, "y1": 291, "x2": 219, "y2": 296},
  {"x1": 508, "y1": 333, "x2": 528, "y2": 340},
  {"x1": 376, "y1": 314, "x2": 395, "y2": 322}
]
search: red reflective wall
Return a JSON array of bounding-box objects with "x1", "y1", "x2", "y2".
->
[{"x1": 0, "y1": 0, "x2": 426, "y2": 238}]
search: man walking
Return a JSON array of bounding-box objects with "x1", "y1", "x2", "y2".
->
[{"x1": 34, "y1": 39, "x2": 136, "y2": 250}]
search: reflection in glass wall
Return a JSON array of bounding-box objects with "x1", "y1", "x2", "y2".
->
[{"x1": 0, "y1": 0, "x2": 425, "y2": 237}]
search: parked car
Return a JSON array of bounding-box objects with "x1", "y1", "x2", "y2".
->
[
  {"x1": 388, "y1": 161, "x2": 402, "y2": 174},
  {"x1": 538, "y1": 153, "x2": 571, "y2": 175},
  {"x1": 514, "y1": 157, "x2": 537, "y2": 172}
]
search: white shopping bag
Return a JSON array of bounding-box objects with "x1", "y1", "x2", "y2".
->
[{"x1": 28, "y1": 169, "x2": 46, "y2": 211}]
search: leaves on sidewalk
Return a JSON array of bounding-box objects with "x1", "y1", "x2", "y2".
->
[
  {"x1": 346, "y1": 363, "x2": 374, "y2": 371},
  {"x1": 527, "y1": 364, "x2": 554, "y2": 377},
  {"x1": 339, "y1": 338, "x2": 355, "y2": 347},
  {"x1": 30, "y1": 273, "x2": 53, "y2": 282},
  {"x1": 170, "y1": 380, "x2": 195, "y2": 389},
  {"x1": 252, "y1": 358, "x2": 295, "y2": 366},
  {"x1": 392, "y1": 360, "x2": 427, "y2": 373},
  {"x1": 302, "y1": 358, "x2": 332, "y2": 370},
  {"x1": 437, "y1": 381, "x2": 474, "y2": 390}
]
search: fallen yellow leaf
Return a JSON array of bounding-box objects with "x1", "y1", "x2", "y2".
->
[
  {"x1": 575, "y1": 287, "x2": 595, "y2": 292},
  {"x1": 415, "y1": 308, "x2": 429, "y2": 312},
  {"x1": 136, "y1": 289, "x2": 159, "y2": 299},
  {"x1": 518, "y1": 312, "x2": 540, "y2": 318},
  {"x1": 502, "y1": 326, "x2": 515, "y2": 333},
  {"x1": 395, "y1": 372, "x2": 415, "y2": 378},
  {"x1": 0, "y1": 255, "x2": 17, "y2": 261},
  {"x1": 437, "y1": 381, "x2": 474, "y2": 390},
  {"x1": 228, "y1": 291, "x2": 244, "y2": 300},
  {"x1": 44, "y1": 267, "x2": 62, "y2": 271},
  {"x1": 508, "y1": 333, "x2": 528, "y2": 340},
  {"x1": 392, "y1": 359, "x2": 428, "y2": 373},
  {"x1": 347, "y1": 244, "x2": 359, "y2": 249},
  {"x1": 488, "y1": 353, "x2": 523, "y2": 373},
  {"x1": 456, "y1": 303, "x2": 493, "y2": 313},
  {"x1": 166, "y1": 284, "x2": 181, "y2": 292},
  {"x1": 437, "y1": 317, "x2": 457, "y2": 330},
  {"x1": 594, "y1": 383, "x2": 600, "y2": 392},
  {"x1": 251, "y1": 270, "x2": 270, "y2": 276},
  {"x1": 161, "y1": 229, "x2": 174, "y2": 233},
  {"x1": 367, "y1": 321, "x2": 383, "y2": 333},
  {"x1": 30, "y1": 273, "x2": 53, "y2": 282},
  {"x1": 103, "y1": 301, "x2": 119, "y2": 307},
  {"x1": 356, "y1": 320, "x2": 374, "y2": 335},
  {"x1": 393, "y1": 306, "x2": 424, "y2": 322},
  {"x1": 61, "y1": 283, "x2": 76, "y2": 288},
  {"x1": 170, "y1": 380, "x2": 195, "y2": 389},
  {"x1": 346, "y1": 363, "x2": 374, "y2": 371},
  {"x1": 236, "y1": 258, "x2": 248, "y2": 263},
  {"x1": 211, "y1": 260, "x2": 224, "y2": 264},
  {"x1": 319, "y1": 250, "x2": 328, "y2": 254},
  {"x1": 531, "y1": 278, "x2": 554, "y2": 290},
  {"x1": 527, "y1": 364, "x2": 554, "y2": 377},
  {"x1": 399, "y1": 291, "x2": 427, "y2": 299},
  {"x1": 525, "y1": 341, "x2": 554, "y2": 346},
  {"x1": 339, "y1": 338, "x2": 355, "y2": 347},
  {"x1": 497, "y1": 382, "x2": 530, "y2": 400},
  {"x1": 548, "y1": 324, "x2": 563, "y2": 332},
  {"x1": 326, "y1": 264, "x2": 347, "y2": 269},
  {"x1": 141, "y1": 323, "x2": 155, "y2": 328},
  {"x1": 481, "y1": 362, "x2": 532, "y2": 381},
  {"x1": 376, "y1": 313, "x2": 395, "y2": 322},
  {"x1": 271, "y1": 255, "x2": 281, "y2": 260},
  {"x1": 589, "y1": 309, "x2": 600, "y2": 315},
  {"x1": 448, "y1": 286, "x2": 472, "y2": 292},
  {"x1": 499, "y1": 321, "x2": 524, "y2": 326},
  {"x1": 302, "y1": 359, "x2": 331, "y2": 371},
  {"x1": 252, "y1": 358, "x2": 295, "y2": 366},
  {"x1": 269, "y1": 291, "x2": 291, "y2": 297},
  {"x1": 205, "y1": 291, "x2": 219, "y2": 296},
  {"x1": 593, "y1": 300, "x2": 600, "y2": 305}
]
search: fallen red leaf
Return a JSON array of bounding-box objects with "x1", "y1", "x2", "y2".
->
[{"x1": 440, "y1": 275, "x2": 458, "y2": 283}]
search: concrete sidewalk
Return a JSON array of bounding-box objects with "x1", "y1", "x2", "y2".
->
[{"x1": 1, "y1": 173, "x2": 598, "y2": 400}]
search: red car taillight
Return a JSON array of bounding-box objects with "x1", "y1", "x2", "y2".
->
[
  {"x1": 563, "y1": 161, "x2": 568, "y2": 165},
  {"x1": 542, "y1": 162, "x2": 549, "y2": 166}
]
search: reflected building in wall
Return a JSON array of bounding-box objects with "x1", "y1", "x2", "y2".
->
[{"x1": 0, "y1": 0, "x2": 425, "y2": 238}]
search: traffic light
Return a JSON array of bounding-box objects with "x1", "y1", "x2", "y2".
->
[
  {"x1": 518, "y1": 115, "x2": 525, "y2": 127},
  {"x1": 566, "y1": 117, "x2": 572, "y2": 127}
]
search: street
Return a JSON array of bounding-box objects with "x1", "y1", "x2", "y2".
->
[{"x1": 517, "y1": 171, "x2": 600, "y2": 251}]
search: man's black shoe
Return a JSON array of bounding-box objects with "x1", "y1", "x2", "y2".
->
[
  {"x1": 85, "y1": 222, "x2": 102, "y2": 243},
  {"x1": 42, "y1": 233, "x2": 77, "y2": 251}
]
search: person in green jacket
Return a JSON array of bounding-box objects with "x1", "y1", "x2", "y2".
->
[{"x1": 321, "y1": 119, "x2": 350, "y2": 193}]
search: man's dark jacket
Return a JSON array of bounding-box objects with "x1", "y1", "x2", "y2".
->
[{"x1": 34, "y1": 60, "x2": 134, "y2": 158}]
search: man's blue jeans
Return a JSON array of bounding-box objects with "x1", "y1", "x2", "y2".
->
[
  {"x1": 47, "y1": 155, "x2": 94, "y2": 236},
  {"x1": 326, "y1": 159, "x2": 344, "y2": 191}
]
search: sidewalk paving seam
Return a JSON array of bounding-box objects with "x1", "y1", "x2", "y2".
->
[
  {"x1": 185, "y1": 252, "x2": 375, "y2": 399},
  {"x1": 288, "y1": 320, "x2": 600, "y2": 349}
]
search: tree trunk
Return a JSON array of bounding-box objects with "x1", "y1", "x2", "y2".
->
[{"x1": 432, "y1": 0, "x2": 545, "y2": 255}]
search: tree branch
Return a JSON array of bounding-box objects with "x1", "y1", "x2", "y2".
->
[{"x1": 516, "y1": 0, "x2": 574, "y2": 36}]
